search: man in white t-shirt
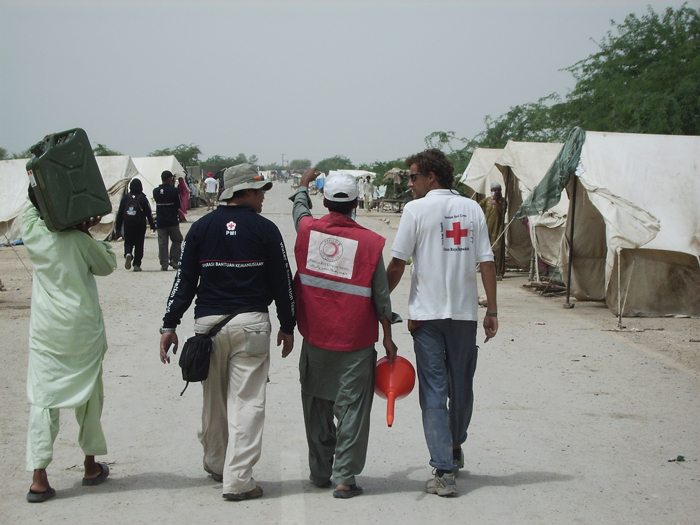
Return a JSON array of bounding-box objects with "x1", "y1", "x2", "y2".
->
[
  {"x1": 203, "y1": 172, "x2": 220, "y2": 210},
  {"x1": 387, "y1": 148, "x2": 498, "y2": 497}
]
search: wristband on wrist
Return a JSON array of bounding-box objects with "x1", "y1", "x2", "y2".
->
[
  {"x1": 159, "y1": 327, "x2": 176, "y2": 334},
  {"x1": 485, "y1": 312, "x2": 498, "y2": 317}
]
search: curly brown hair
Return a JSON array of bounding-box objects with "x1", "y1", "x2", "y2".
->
[{"x1": 405, "y1": 149, "x2": 454, "y2": 189}]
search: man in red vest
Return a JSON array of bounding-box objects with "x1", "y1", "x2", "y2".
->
[{"x1": 291, "y1": 168, "x2": 399, "y2": 499}]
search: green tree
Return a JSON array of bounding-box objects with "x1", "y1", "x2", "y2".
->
[
  {"x1": 150, "y1": 144, "x2": 202, "y2": 167},
  {"x1": 426, "y1": 4, "x2": 699, "y2": 169},
  {"x1": 0, "y1": 146, "x2": 33, "y2": 159},
  {"x1": 260, "y1": 162, "x2": 284, "y2": 171},
  {"x1": 288, "y1": 158, "x2": 311, "y2": 170},
  {"x1": 564, "y1": 4, "x2": 700, "y2": 135},
  {"x1": 93, "y1": 143, "x2": 122, "y2": 156},
  {"x1": 358, "y1": 159, "x2": 405, "y2": 180},
  {"x1": 424, "y1": 131, "x2": 468, "y2": 152},
  {"x1": 202, "y1": 153, "x2": 258, "y2": 167},
  {"x1": 472, "y1": 95, "x2": 571, "y2": 148},
  {"x1": 12, "y1": 148, "x2": 33, "y2": 159},
  {"x1": 203, "y1": 154, "x2": 242, "y2": 167},
  {"x1": 316, "y1": 155, "x2": 355, "y2": 173}
]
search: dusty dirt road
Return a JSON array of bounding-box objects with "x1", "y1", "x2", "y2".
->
[{"x1": 1, "y1": 183, "x2": 699, "y2": 524}]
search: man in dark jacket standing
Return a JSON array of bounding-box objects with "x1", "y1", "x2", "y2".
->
[
  {"x1": 153, "y1": 170, "x2": 182, "y2": 271},
  {"x1": 159, "y1": 163, "x2": 296, "y2": 502},
  {"x1": 115, "y1": 178, "x2": 156, "y2": 272}
]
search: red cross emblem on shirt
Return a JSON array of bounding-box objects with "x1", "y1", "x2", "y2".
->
[{"x1": 446, "y1": 222, "x2": 468, "y2": 245}]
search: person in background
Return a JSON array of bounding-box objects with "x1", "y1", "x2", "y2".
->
[
  {"x1": 115, "y1": 178, "x2": 156, "y2": 272},
  {"x1": 363, "y1": 175, "x2": 374, "y2": 211},
  {"x1": 479, "y1": 182, "x2": 506, "y2": 279},
  {"x1": 203, "y1": 172, "x2": 219, "y2": 211},
  {"x1": 22, "y1": 186, "x2": 117, "y2": 503},
  {"x1": 387, "y1": 149, "x2": 498, "y2": 497},
  {"x1": 159, "y1": 163, "x2": 296, "y2": 502},
  {"x1": 290, "y1": 169, "x2": 399, "y2": 499},
  {"x1": 153, "y1": 170, "x2": 183, "y2": 271},
  {"x1": 177, "y1": 176, "x2": 190, "y2": 222}
]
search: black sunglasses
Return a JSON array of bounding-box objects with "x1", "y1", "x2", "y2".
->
[{"x1": 409, "y1": 172, "x2": 429, "y2": 181}]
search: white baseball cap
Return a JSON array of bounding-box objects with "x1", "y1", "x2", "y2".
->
[{"x1": 324, "y1": 172, "x2": 359, "y2": 202}]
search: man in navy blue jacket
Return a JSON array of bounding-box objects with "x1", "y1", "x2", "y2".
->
[
  {"x1": 159, "y1": 163, "x2": 295, "y2": 502},
  {"x1": 153, "y1": 170, "x2": 182, "y2": 271}
]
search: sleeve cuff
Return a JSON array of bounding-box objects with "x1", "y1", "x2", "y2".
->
[
  {"x1": 390, "y1": 250, "x2": 410, "y2": 262},
  {"x1": 289, "y1": 187, "x2": 311, "y2": 206},
  {"x1": 388, "y1": 311, "x2": 403, "y2": 324}
]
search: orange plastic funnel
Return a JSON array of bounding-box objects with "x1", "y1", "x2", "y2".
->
[{"x1": 375, "y1": 356, "x2": 416, "y2": 427}]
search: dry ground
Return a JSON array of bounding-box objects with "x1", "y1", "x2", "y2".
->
[{"x1": 1, "y1": 184, "x2": 698, "y2": 524}]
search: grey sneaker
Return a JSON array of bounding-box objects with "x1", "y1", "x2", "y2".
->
[
  {"x1": 133, "y1": 265, "x2": 142, "y2": 272},
  {"x1": 223, "y1": 485, "x2": 263, "y2": 501},
  {"x1": 425, "y1": 470, "x2": 457, "y2": 497},
  {"x1": 125, "y1": 253, "x2": 133, "y2": 270}
]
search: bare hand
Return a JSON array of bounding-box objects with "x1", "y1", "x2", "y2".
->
[
  {"x1": 383, "y1": 336, "x2": 398, "y2": 363},
  {"x1": 483, "y1": 316, "x2": 498, "y2": 343},
  {"x1": 74, "y1": 216, "x2": 101, "y2": 234},
  {"x1": 160, "y1": 332, "x2": 178, "y2": 363},
  {"x1": 277, "y1": 330, "x2": 294, "y2": 358},
  {"x1": 300, "y1": 168, "x2": 321, "y2": 187}
]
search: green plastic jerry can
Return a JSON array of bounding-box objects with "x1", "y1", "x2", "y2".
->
[{"x1": 25, "y1": 128, "x2": 111, "y2": 231}]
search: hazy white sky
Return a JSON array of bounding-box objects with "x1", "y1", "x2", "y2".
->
[{"x1": 0, "y1": 0, "x2": 694, "y2": 166}]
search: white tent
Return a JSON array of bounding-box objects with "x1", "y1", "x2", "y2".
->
[
  {"x1": 524, "y1": 128, "x2": 700, "y2": 317},
  {"x1": 131, "y1": 156, "x2": 186, "y2": 206},
  {"x1": 0, "y1": 156, "x2": 139, "y2": 244},
  {"x1": 0, "y1": 159, "x2": 31, "y2": 245},
  {"x1": 461, "y1": 144, "x2": 566, "y2": 272},
  {"x1": 459, "y1": 148, "x2": 503, "y2": 198},
  {"x1": 495, "y1": 141, "x2": 565, "y2": 270}
]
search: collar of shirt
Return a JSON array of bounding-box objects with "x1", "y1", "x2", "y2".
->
[{"x1": 425, "y1": 189, "x2": 456, "y2": 197}]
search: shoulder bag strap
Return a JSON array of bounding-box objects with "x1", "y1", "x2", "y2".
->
[{"x1": 206, "y1": 306, "x2": 255, "y2": 338}]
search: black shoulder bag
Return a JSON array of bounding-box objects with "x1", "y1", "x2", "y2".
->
[{"x1": 178, "y1": 313, "x2": 236, "y2": 395}]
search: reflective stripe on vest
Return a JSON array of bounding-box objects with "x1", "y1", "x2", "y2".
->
[{"x1": 298, "y1": 273, "x2": 372, "y2": 298}]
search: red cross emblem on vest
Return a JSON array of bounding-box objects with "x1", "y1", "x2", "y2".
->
[{"x1": 446, "y1": 222, "x2": 468, "y2": 245}]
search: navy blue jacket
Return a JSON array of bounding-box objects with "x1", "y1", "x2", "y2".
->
[
  {"x1": 115, "y1": 192, "x2": 156, "y2": 232},
  {"x1": 162, "y1": 204, "x2": 296, "y2": 334},
  {"x1": 153, "y1": 184, "x2": 181, "y2": 228}
]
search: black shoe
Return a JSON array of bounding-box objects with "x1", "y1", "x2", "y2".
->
[
  {"x1": 333, "y1": 484, "x2": 363, "y2": 499},
  {"x1": 27, "y1": 487, "x2": 56, "y2": 503}
]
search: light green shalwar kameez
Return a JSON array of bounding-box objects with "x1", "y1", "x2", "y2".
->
[{"x1": 21, "y1": 202, "x2": 117, "y2": 470}]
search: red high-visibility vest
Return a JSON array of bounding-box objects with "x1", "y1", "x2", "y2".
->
[{"x1": 294, "y1": 212, "x2": 385, "y2": 352}]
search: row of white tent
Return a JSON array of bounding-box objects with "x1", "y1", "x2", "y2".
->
[
  {"x1": 460, "y1": 129, "x2": 700, "y2": 318},
  {"x1": 0, "y1": 156, "x2": 186, "y2": 244},
  {"x1": 460, "y1": 141, "x2": 567, "y2": 272}
]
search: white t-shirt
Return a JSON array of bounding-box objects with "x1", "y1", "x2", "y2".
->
[
  {"x1": 391, "y1": 189, "x2": 494, "y2": 321},
  {"x1": 204, "y1": 177, "x2": 219, "y2": 193}
]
